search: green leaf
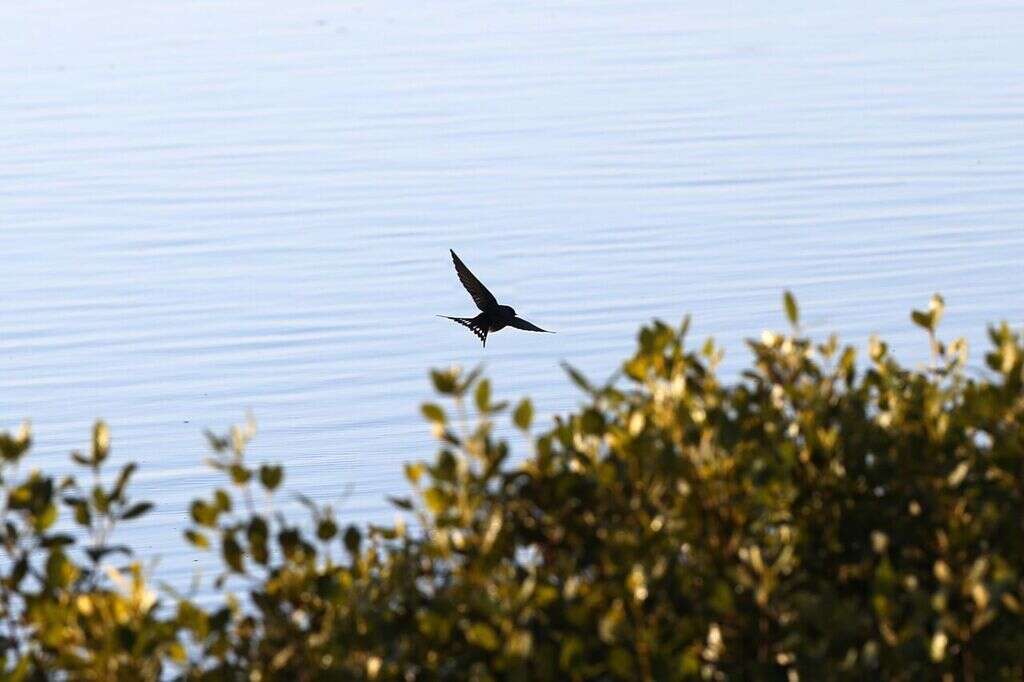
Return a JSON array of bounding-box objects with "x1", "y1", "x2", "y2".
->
[
  {"x1": 474, "y1": 379, "x2": 492, "y2": 412},
  {"x1": 8, "y1": 485, "x2": 29, "y2": 510},
  {"x1": 404, "y1": 462, "x2": 425, "y2": 485},
  {"x1": 121, "y1": 501, "x2": 154, "y2": 520},
  {"x1": 168, "y1": 642, "x2": 188, "y2": 665},
  {"x1": 258, "y1": 464, "x2": 283, "y2": 491},
  {"x1": 46, "y1": 551, "x2": 78, "y2": 588},
  {"x1": 560, "y1": 636, "x2": 584, "y2": 671},
  {"x1": 317, "y1": 518, "x2": 338, "y2": 541},
  {"x1": 92, "y1": 421, "x2": 110, "y2": 466},
  {"x1": 184, "y1": 529, "x2": 210, "y2": 550},
  {"x1": 513, "y1": 398, "x2": 534, "y2": 431},
  {"x1": 459, "y1": 364, "x2": 484, "y2": 393},
  {"x1": 784, "y1": 290, "x2": 799, "y2": 326},
  {"x1": 430, "y1": 369, "x2": 458, "y2": 394},
  {"x1": 580, "y1": 408, "x2": 605, "y2": 436},
  {"x1": 71, "y1": 451, "x2": 93, "y2": 467},
  {"x1": 229, "y1": 464, "x2": 252, "y2": 485},
  {"x1": 222, "y1": 533, "x2": 244, "y2": 573},
  {"x1": 343, "y1": 525, "x2": 362, "y2": 555},
  {"x1": 248, "y1": 517, "x2": 269, "y2": 564},
  {"x1": 204, "y1": 429, "x2": 230, "y2": 452},
  {"x1": 214, "y1": 489, "x2": 232, "y2": 513},
  {"x1": 208, "y1": 606, "x2": 231, "y2": 632},
  {"x1": 388, "y1": 495, "x2": 414, "y2": 510},
  {"x1": 10, "y1": 557, "x2": 28, "y2": 588},
  {"x1": 278, "y1": 528, "x2": 301, "y2": 560},
  {"x1": 190, "y1": 500, "x2": 218, "y2": 527},
  {"x1": 609, "y1": 648, "x2": 634, "y2": 678},
  {"x1": 929, "y1": 293, "x2": 945, "y2": 328},
  {"x1": 33, "y1": 503, "x2": 58, "y2": 532},
  {"x1": 91, "y1": 486, "x2": 109, "y2": 514},
  {"x1": 913, "y1": 307, "x2": 937, "y2": 329},
  {"x1": 111, "y1": 462, "x2": 137, "y2": 501},
  {"x1": 465, "y1": 623, "x2": 500, "y2": 651},
  {"x1": 295, "y1": 492, "x2": 316, "y2": 512},
  {"x1": 561, "y1": 362, "x2": 594, "y2": 394},
  {"x1": 420, "y1": 403, "x2": 446, "y2": 425},
  {"x1": 0, "y1": 424, "x2": 31, "y2": 463},
  {"x1": 423, "y1": 488, "x2": 449, "y2": 514},
  {"x1": 39, "y1": 533, "x2": 75, "y2": 548},
  {"x1": 73, "y1": 501, "x2": 91, "y2": 527}
]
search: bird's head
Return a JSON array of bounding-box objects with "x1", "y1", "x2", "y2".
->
[{"x1": 500, "y1": 304, "x2": 516, "y2": 317}]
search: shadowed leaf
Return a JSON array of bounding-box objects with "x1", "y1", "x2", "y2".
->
[
  {"x1": 784, "y1": 290, "x2": 799, "y2": 326},
  {"x1": 513, "y1": 398, "x2": 534, "y2": 431}
]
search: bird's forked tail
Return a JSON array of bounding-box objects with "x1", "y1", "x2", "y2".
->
[{"x1": 438, "y1": 314, "x2": 489, "y2": 347}]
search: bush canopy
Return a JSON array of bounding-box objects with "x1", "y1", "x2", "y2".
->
[{"x1": 1, "y1": 294, "x2": 1022, "y2": 680}]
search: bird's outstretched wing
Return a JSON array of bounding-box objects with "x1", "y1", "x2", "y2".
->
[
  {"x1": 508, "y1": 316, "x2": 554, "y2": 333},
  {"x1": 450, "y1": 250, "x2": 498, "y2": 312}
]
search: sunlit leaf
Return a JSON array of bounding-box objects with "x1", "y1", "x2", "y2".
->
[
  {"x1": 404, "y1": 462, "x2": 425, "y2": 485},
  {"x1": 184, "y1": 529, "x2": 210, "y2": 550},
  {"x1": 423, "y1": 488, "x2": 449, "y2": 514},
  {"x1": 92, "y1": 420, "x2": 110, "y2": 466},
  {"x1": 33, "y1": 503, "x2": 57, "y2": 532},
  {"x1": 929, "y1": 293, "x2": 945, "y2": 327},
  {"x1": 46, "y1": 551, "x2": 78, "y2": 588}
]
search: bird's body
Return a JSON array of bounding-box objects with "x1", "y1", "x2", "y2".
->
[{"x1": 440, "y1": 250, "x2": 553, "y2": 346}]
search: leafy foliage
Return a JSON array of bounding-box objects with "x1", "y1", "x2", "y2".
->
[{"x1": 1, "y1": 294, "x2": 1023, "y2": 680}]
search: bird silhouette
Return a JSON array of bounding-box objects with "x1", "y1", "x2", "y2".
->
[{"x1": 439, "y1": 249, "x2": 553, "y2": 347}]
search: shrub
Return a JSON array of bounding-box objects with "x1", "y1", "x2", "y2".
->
[{"x1": 1, "y1": 294, "x2": 1022, "y2": 680}]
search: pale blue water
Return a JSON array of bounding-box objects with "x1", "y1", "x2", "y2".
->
[{"x1": 1, "y1": 0, "x2": 1022, "y2": 589}]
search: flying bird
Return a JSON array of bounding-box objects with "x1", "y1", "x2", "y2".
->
[{"x1": 439, "y1": 249, "x2": 553, "y2": 347}]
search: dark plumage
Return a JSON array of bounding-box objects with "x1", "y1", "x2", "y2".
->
[{"x1": 439, "y1": 249, "x2": 554, "y2": 347}]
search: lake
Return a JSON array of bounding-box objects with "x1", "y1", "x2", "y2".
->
[{"x1": 1, "y1": 0, "x2": 1022, "y2": 590}]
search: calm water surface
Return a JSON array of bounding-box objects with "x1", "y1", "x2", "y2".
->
[{"x1": 1, "y1": 1, "x2": 1022, "y2": 588}]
